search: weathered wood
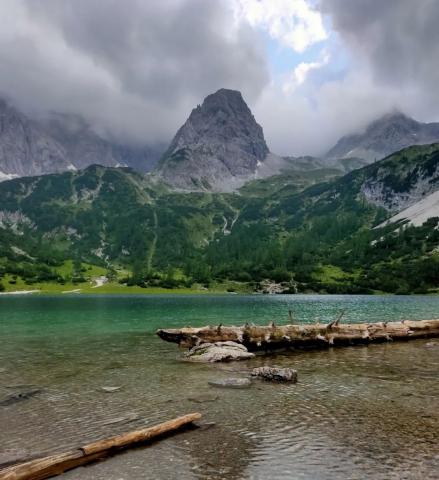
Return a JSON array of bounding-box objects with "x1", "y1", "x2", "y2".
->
[
  {"x1": 156, "y1": 319, "x2": 439, "y2": 351},
  {"x1": 0, "y1": 413, "x2": 201, "y2": 480}
]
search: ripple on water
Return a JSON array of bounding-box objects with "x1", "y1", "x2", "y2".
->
[{"x1": 0, "y1": 296, "x2": 439, "y2": 479}]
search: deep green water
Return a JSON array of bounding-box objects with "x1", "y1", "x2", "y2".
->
[{"x1": 1, "y1": 294, "x2": 439, "y2": 479}]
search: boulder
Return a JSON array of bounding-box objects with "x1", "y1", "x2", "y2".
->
[
  {"x1": 251, "y1": 366, "x2": 298, "y2": 383},
  {"x1": 183, "y1": 341, "x2": 255, "y2": 363},
  {"x1": 208, "y1": 378, "x2": 251, "y2": 389}
]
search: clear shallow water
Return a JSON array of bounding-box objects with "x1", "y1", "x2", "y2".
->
[{"x1": 0, "y1": 294, "x2": 438, "y2": 479}]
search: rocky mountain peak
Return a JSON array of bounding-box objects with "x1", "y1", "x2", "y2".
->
[
  {"x1": 364, "y1": 111, "x2": 420, "y2": 135},
  {"x1": 326, "y1": 111, "x2": 439, "y2": 163},
  {"x1": 156, "y1": 88, "x2": 269, "y2": 191}
]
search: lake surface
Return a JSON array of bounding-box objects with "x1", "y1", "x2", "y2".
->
[{"x1": 1, "y1": 294, "x2": 438, "y2": 479}]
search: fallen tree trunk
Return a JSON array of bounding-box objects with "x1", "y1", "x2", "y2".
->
[
  {"x1": 0, "y1": 413, "x2": 201, "y2": 480},
  {"x1": 157, "y1": 319, "x2": 439, "y2": 351}
]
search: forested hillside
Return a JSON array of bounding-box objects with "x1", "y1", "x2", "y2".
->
[{"x1": 0, "y1": 144, "x2": 438, "y2": 294}]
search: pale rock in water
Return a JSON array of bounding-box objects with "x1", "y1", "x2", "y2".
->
[
  {"x1": 183, "y1": 341, "x2": 255, "y2": 362},
  {"x1": 208, "y1": 378, "x2": 252, "y2": 388},
  {"x1": 251, "y1": 366, "x2": 298, "y2": 382}
]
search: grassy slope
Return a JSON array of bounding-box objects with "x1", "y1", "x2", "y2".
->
[{"x1": 1, "y1": 145, "x2": 438, "y2": 294}]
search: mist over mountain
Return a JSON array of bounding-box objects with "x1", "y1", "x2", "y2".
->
[
  {"x1": 0, "y1": 99, "x2": 165, "y2": 180},
  {"x1": 2, "y1": 88, "x2": 439, "y2": 199},
  {"x1": 326, "y1": 112, "x2": 439, "y2": 163},
  {"x1": 0, "y1": 99, "x2": 73, "y2": 180}
]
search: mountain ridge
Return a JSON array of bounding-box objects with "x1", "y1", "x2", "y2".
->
[
  {"x1": 0, "y1": 99, "x2": 165, "y2": 180},
  {"x1": 326, "y1": 111, "x2": 439, "y2": 163},
  {"x1": 0, "y1": 143, "x2": 438, "y2": 294}
]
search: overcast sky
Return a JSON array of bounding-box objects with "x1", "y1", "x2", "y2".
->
[{"x1": 0, "y1": 0, "x2": 438, "y2": 156}]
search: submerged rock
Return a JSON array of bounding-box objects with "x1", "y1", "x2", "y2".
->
[
  {"x1": 102, "y1": 413, "x2": 140, "y2": 426},
  {"x1": 0, "y1": 389, "x2": 42, "y2": 406},
  {"x1": 0, "y1": 448, "x2": 31, "y2": 468},
  {"x1": 195, "y1": 421, "x2": 216, "y2": 431},
  {"x1": 251, "y1": 367, "x2": 298, "y2": 383},
  {"x1": 183, "y1": 341, "x2": 255, "y2": 363},
  {"x1": 100, "y1": 386, "x2": 122, "y2": 393},
  {"x1": 208, "y1": 378, "x2": 251, "y2": 389},
  {"x1": 187, "y1": 394, "x2": 219, "y2": 403}
]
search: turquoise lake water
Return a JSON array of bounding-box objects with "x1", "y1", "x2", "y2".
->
[{"x1": 0, "y1": 294, "x2": 438, "y2": 479}]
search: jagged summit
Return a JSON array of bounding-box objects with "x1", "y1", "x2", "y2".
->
[
  {"x1": 155, "y1": 88, "x2": 270, "y2": 191},
  {"x1": 326, "y1": 111, "x2": 439, "y2": 163}
]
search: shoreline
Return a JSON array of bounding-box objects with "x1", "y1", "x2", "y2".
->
[
  {"x1": 1, "y1": 287, "x2": 438, "y2": 296},
  {"x1": 0, "y1": 289, "x2": 41, "y2": 295}
]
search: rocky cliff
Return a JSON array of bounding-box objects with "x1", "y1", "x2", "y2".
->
[
  {"x1": 155, "y1": 89, "x2": 270, "y2": 191},
  {"x1": 0, "y1": 100, "x2": 164, "y2": 180},
  {"x1": 0, "y1": 99, "x2": 73, "y2": 179}
]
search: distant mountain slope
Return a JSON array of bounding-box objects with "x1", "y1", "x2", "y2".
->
[
  {"x1": 43, "y1": 113, "x2": 165, "y2": 173},
  {"x1": 0, "y1": 99, "x2": 74, "y2": 179},
  {"x1": 155, "y1": 88, "x2": 270, "y2": 191},
  {"x1": 358, "y1": 144, "x2": 439, "y2": 212},
  {"x1": 1, "y1": 144, "x2": 439, "y2": 294},
  {"x1": 326, "y1": 112, "x2": 439, "y2": 163},
  {"x1": 0, "y1": 100, "x2": 165, "y2": 180}
]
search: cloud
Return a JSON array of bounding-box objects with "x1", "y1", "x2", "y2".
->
[
  {"x1": 319, "y1": 0, "x2": 439, "y2": 108},
  {"x1": 0, "y1": 0, "x2": 269, "y2": 144},
  {"x1": 233, "y1": 0, "x2": 327, "y2": 52},
  {"x1": 283, "y1": 50, "x2": 330, "y2": 92},
  {"x1": 254, "y1": 69, "x2": 399, "y2": 156},
  {"x1": 255, "y1": 0, "x2": 439, "y2": 156},
  {"x1": 0, "y1": 0, "x2": 437, "y2": 159}
]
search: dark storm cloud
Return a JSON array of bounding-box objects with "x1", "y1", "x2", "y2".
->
[
  {"x1": 320, "y1": 0, "x2": 439, "y2": 92},
  {"x1": 0, "y1": 0, "x2": 269, "y2": 143}
]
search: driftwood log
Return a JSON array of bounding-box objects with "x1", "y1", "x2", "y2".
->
[
  {"x1": 0, "y1": 413, "x2": 201, "y2": 480},
  {"x1": 157, "y1": 319, "x2": 439, "y2": 351}
]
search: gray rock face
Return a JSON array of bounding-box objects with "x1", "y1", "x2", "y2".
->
[
  {"x1": 156, "y1": 88, "x2": 269, "y2": 191},
  {"x1": 360, "y1": 145, "x2": 439, "y2": 213},
  {"x1": 183, "y1": 341, "x2": 255, "y2": 363},
  {"x1": 44, "y1": 113, "x2": 165, "y2": 173},
  {"x1": 0, "y1": 100, "x2": 73, "y2": 179},
  {"x1": 326, "y1": 112, "x2": 439, "y2": 163},
  {"x1": 251, "y1": 366, "x2": 298, "y2": 382},
  {"x1": 0, "y1": 100, "x2": 165, "y2": 181}
]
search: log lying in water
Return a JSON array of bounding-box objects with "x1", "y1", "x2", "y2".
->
[
  {"x1": 157, "y1": 319, "x2": 439, "y2": 351},
  {"x1": 0, "y1": 413, "x2": 201, "y2": 480}
]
